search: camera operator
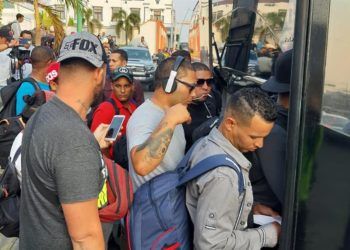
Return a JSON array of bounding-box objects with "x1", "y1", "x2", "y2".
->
[
  {"x1": 12, "y1": 30, "x2": 34, "y2": 80},
  {"x1": 0, "y1": 26, "x2": 18, "y2": 88}
]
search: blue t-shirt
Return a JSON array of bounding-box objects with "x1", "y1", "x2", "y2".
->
[{"x1": 16, "y1": 81, "x2": 50, "y2": 115}]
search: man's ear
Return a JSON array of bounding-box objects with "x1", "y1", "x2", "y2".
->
[
  {"x1": 223, "y1": 116, "x2": 237, "y2": 132},
  {"x1": 95, "y1": 65, "x2": 106, "y2": 84}
]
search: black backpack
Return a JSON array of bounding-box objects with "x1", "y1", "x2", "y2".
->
[
  {"x1": 87, "y1": 98, "x2": 129, "y2": 170},
  {"x1": 0, "y1": 77, "x2": 40, "y2": 120},
  {"x1": 0, "y1": 117, "x2": 24, "y2": 169},
  {"x1": 0, "y1": 146, "x2": 21, "y2": 237}
]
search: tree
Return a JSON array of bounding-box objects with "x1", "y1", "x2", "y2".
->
[
  {"x1": 83, "y1": 8, "x2": 102, "y2": 34},
  {"x1": 112, "y1": 9, "x2": 140, "y2": 45},
  {"x1": 32, "y1": 0, "x2": 83, "y2": 50},
  {"x1": 214, "y1": 15, "x2": 231, "y2": 43}
]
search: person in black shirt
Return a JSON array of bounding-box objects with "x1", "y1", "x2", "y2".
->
[
  {"x1": 248, "y1": 49, "x2": 292, "y2": 215},
  {"x1": 183, "y1": 62, "x2": 221, "y2": 151}
]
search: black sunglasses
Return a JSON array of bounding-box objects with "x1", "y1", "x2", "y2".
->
[
  {"x1": 197, "y1": 78, "x2": 215, "y2": 86},
  {"x1": 175, "y1": 78, "x2": 197, "y2": 92}
]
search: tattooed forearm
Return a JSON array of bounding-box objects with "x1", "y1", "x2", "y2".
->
[{"x1": 136, "y1": 121, "x2": 174, "y2": 162}]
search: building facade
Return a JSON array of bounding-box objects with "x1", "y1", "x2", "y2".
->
[{"x1": 1, "y1": 0, "x2": 175, "y2": 51}]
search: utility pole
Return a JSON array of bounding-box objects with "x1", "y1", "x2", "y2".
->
[
  {"x1": 208, "y1": 0, "x2": 213, "y2": 69},
  {"x1": 170, "y1": 8, "x2": 174, "y2": 49}
]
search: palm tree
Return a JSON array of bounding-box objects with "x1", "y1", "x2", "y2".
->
[
  {"x1": 32, "y1": 0, "x2": 83, "y2": 50},
  {"x1": 112, "y1": 9, "x2": 141, "y2": 45},
  {"x1": 83, "y1": 8, "x2": 102, "y2": 34}
]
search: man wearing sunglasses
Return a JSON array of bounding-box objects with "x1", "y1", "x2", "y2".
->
[
  {"x1": 127, "y1": 57, "x2": 197, "y2": 191},
  {"x1": 183, "y1": 62, "x2": 222, "y2": 151}
]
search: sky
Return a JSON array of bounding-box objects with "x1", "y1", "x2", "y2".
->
[{"x1": 174, "y1": 0, "x2": 198, "y2": 42}]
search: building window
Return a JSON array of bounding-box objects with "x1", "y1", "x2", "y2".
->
[
  {"x1": 93, "y1": 6, "x2": 103, "y2": 21},
  {"x1": 130, "y1": 8, "x2": 141, "y2": 17},
  {"x1": 152, "y1": 9, "x2": 163, "y2": 22},
  {"x1": 111, "y1": 7, "x2": 122, "y2": 20},
  {"x1": 53, "y1": 5, "x2": 65, "y2": 20}
]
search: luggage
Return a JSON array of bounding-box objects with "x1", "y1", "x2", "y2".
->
[{"x1": 98, "y1": 156, "x2": 133, "y2": 223}]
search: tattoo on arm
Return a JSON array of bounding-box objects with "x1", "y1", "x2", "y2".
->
[{"x1": 136, "y1": 122, "x2": 174, "y2": 163}]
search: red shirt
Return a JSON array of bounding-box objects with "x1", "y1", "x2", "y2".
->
[
  {"x1": 91, "y1": 94, "x2": 137, "y2": 158},
  {"x1": 91, "y1": 94, "x2": 137, "y2": 134}
]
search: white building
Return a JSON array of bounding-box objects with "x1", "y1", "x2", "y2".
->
[{"x1": 1, "y1": 0, "x2": 176, "y2": 48}]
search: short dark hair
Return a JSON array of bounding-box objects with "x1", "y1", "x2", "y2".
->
[
  {"x1": 20, "y1": 30, "x2": 32, "y2": 38},
  {"x1": 226, "y1": 88, "x2": 277, "y2": 124},
  {"x1": 111, "y1": 49, "x2": 128, "y2": 62},
  {"x1": 60, "y1": 58, "x2": 97, "y2": 72},
  {"x1": 192, "y1": 62, "x2": 210, "y2": 72},
  {"x1": 154, "y1": 57, "x2": 194, "y2": 90},
  {"x1": 171, "y1": 50, "x2": 191, "y2": 62},
  {"x1": 16, "y1": 13, "x2": 24, "y2": 20},
  {"x1": 30, "y1": 46, "x2": 54, "y2": 68}
]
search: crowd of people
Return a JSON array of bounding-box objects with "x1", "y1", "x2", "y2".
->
[{"x1": 0, "y1": 12, "x2": 292, "y2": 250}]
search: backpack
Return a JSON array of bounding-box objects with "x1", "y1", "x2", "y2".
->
[
  {"x1": 98, "y1": 156, "x2": 133, "y2": 223},
  {"x1": 87, "y1": 98, "x2": 129, "y2": 170},
  {"x1": 0, "y1": 77, "x2": 40, "y2": 120},
  {"x1": 0, "y1": 146, "x2": 21, "y2": 237},
  {"x1": 0, "y1": 117, "x2": 24, "y2": 169},
  {"x1": 0, "y1": 90, "x2": 53, "y2": 170},
  {"x1": 127, "y1": 142, "x2": 245, "y2": 250}
]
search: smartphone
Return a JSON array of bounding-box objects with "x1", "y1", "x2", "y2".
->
[{"x1": 105, "y1": 115, "x2": 125, "y2": 141}]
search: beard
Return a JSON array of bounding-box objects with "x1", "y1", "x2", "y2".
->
[{"x1": 91, "y1": 75, "x2": 106, "y2": 108}]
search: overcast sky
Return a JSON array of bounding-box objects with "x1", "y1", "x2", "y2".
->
[{"x1": 174, "y1": 0, "x2": 197, "y2": 42}]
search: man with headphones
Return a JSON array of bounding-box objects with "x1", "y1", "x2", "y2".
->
[{"x1": 127, "y1": 56, "x2": 197, "y2": 191}]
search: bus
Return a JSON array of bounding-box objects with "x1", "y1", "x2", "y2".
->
[{"x1": 203, "y1": 0, "x2": 350, "y2": 249}]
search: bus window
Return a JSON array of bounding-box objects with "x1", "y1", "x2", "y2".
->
[
  {"x1": 251, "y1": 0, "x2": 296, "y2": 79},
  {"x1": 321, "y1": 0, "x2": 350, "y2": 135}
]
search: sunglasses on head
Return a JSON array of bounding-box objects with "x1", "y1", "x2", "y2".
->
[{"x1": 197, "y1": 78, "x2": 215, "y2": 86}]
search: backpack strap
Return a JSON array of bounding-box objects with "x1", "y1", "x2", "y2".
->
[
  {"x1": 21, "y1": 77, "x2": 40, "y2": 91},
  {"x1": 12, "y1": 145, "x2": 21, "y2": 164},
  {"x1": 106, "y1": 98, "x2": 120, "y2": 115},
  {"x1": 177, "y1": 154, "x2": 245, "y2": 195}
]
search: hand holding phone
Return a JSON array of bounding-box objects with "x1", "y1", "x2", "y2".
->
[{"x1": 105, "y1": 115, "x2": 125, "y2": 141}]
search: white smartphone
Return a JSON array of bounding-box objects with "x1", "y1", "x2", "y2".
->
[{"x1": 105, "y1": 115, "x2": 125, "y2": 141}]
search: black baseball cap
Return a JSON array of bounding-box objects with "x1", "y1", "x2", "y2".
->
[
  {"x1": 261, "y1": 49, "x2": 293, "y2": 94},
  {"x1": 111, "y1": 67, "x2": 133, "y2": 83},
  {"x1": 0, "y1": 26, "x2": 13, "y2": 42}
]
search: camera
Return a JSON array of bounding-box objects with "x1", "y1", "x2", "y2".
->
[{"x1": 8, "y1": 46, "x2": 31, "y2": 62}]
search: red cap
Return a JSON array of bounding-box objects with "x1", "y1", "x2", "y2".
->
[{"x1": 46, "y1": 62, "x2": 60, "y2": 83}]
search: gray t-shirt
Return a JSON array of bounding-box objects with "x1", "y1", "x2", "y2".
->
[
  {"x1": 127, "y1": 99, "x2": 186, "y2": 190},
  {"x1": 19, "y1": 96, "x2": 105, "y2": 250}
]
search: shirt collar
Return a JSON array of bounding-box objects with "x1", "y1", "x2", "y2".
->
[{"x1": 207, "y1": 127, "x2": 252, "y2": 170}]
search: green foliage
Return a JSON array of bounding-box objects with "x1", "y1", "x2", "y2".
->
[
  {"x1": 68, "y1": 17, "x2": 75, "y2": 27},
  {"x1": 84, "y1": 8, "x2": 102, "y2": 34},
  {"x1": 112, "y1": 9, "x2": 141, "y2": 43}
]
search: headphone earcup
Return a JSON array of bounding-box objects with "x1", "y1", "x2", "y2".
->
[{"x1": 162, "y1": 78, "x2": 177, "y2": 94}]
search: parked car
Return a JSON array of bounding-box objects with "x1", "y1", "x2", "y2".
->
[{"x1": 121, "y1": 46, "x2": 156, "y2": 91}]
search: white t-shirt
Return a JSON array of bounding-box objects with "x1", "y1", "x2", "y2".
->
[
  {"x1": 127, "y1": 99, "x2": 186, "y2": 190},
  {"x1": 9, "y1": 131, "x2": 23, "y2": 187},
  {"x1": 0, "y1": 48, "x2": 12, "y2": 87},
  {"x1": 11, "y1": 21, "x2": 21, "y2": 39}
]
